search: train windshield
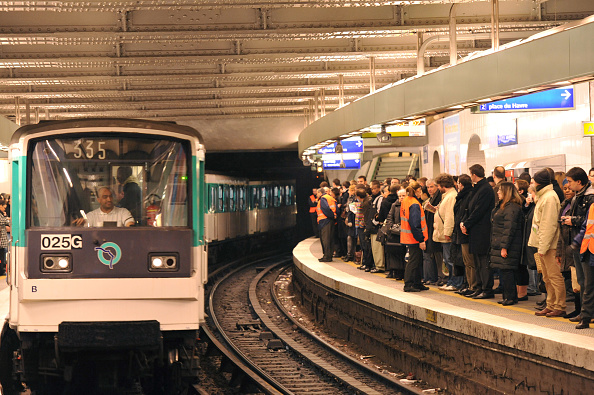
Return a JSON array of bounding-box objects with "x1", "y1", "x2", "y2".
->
[{"x1": 28, "y1": 135, "x2": 191, "y2": 228}]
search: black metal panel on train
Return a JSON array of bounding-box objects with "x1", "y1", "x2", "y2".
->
[
  {"x1": 57, "y1": 320, "x2": 161, "y2": 350},
  {"x1": 26, "y1": 228, "x2": 192, "y2": 278}
]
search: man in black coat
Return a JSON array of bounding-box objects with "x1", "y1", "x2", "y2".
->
[{"x1": 461, "y1": 164, "x2": 495, "y2": 299}]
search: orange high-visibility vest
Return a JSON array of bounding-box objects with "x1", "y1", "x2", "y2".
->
[
  {"x1": 400, "y1": 196, "x2": 428, "y2": 244},
  {"x1": 580, "y1": 204, "x2": 594, "y2": 254},
  {"x1": 316, "y1": 194, "x2": 337, "y2": 223},
  {"x1": 309, "y1": 195, "x2": 317, "y2": 213}
]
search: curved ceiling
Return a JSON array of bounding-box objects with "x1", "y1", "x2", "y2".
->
[{"x1": 0, "y1": 0, "x2": 592, "y2": 151}]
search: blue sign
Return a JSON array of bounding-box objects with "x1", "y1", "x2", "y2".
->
[
  {"x1": 497, "y1": 132, "x2": 517, "y2": 147},
  {"x1": 323, "y1": 158, "x2": 361, "y2": 170},
  {"x1": 318, "y1": 137, "x2": 363, "y2": 154},
  {"x1": 475, "y1": 87, "x2": 574, "y2": 113}
]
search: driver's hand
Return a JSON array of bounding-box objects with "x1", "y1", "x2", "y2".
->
[{"x1": 71, "y1": 218, "x2": 86, "y2": 227}]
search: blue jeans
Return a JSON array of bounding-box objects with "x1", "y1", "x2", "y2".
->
[
  {"x1": 443, "y1": 242, "x2": 463, "y2": 288},
  {"x1": 527, "y1": 268, "x2": 541, "y2": 294},
  {"x1": 423, "y1": 251, "x2": 438, "y2": 283}
]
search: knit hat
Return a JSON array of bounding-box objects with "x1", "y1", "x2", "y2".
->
[{"x1": 533, "y1": 169, "x2": 551, "y2": 186}]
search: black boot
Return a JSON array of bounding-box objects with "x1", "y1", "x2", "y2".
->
[
  {"x1": 385, "y1": 270, "x2": 395, "y2": 279},
  {"x1": 565, "y1": 292, "x2": 581, "y2": 319},
  {"x1": 576, "y1": 318, "x2": 591, "y2": 329}
]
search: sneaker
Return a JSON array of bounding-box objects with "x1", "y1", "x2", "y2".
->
[
  {"x1": 439, "y1": 284, "x2": 450, "y2": 290},
  {"x1": 444, "y1": 285, "x2": 459, "y2": 291}
]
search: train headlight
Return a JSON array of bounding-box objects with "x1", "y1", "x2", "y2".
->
[
  {"x1": 41, "y1": 254, "x2": 72, "y2": 273},
  {"x1": 149, "y1": 254, "x2": 178, "y2": 272}
]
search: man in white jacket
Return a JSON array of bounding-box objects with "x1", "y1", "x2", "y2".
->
[{"x1": 433, "y1": 174, "x2": 461, "y2": 291}]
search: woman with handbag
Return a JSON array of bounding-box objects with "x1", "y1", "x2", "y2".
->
[{"x1": 385, "y1": 188, "x2": 406, "y2": 279}]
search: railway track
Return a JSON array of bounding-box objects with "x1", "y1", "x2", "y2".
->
[{"x1": 200, "y1": 254, "x2": 424, "y2": 395}]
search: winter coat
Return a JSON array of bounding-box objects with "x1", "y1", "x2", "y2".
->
[
  {"x1": 451, "y1": 185, "x2": 473, "y2": 245},
  {"x1": 464, "y1": 178, "x2": 495, "y2": 254},
  {"x1": 433, "y1": 188, "x2": 457, "y2": 243},
  {"x1": 522, "y1": 202, "x2": 536, "y2": 269},
  {"x1": 385, "y1": 200, "x2": 402, "y2": 244},
  {"x1": 360, "y1": 196, "x2": 373, "y2": 235},
  {"x1": 424, "y1": 190, "x2": 442, "y2": 253},
  {"x1": 489, "y1": 202, "x2": 524, "y2": 270},
  {"x1": 556, "y1": 198, "x2": 575, "y2": 272},
  {"x1": 567, "y1": 183, "x2": 594, "y2": 239},
  {"x1": 528, "y1": 184, "x2": 560, "y2": 255},
  {"x1": 378, "y1": 193, "x2": 398, "y2": 224}
]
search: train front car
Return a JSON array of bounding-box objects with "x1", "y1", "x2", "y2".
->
[{"x1": 0, "y1": 119, "x2": 207, "y2": 394}]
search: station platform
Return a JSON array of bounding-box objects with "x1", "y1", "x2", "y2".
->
[{"x1": 293, "y1": 238, "x2": 594, "y2": 375}]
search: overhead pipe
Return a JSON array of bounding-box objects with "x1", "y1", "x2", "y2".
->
[
  {"x1": 417, "y1": 33, "x2": 492, "y2": 75},
  {"x1": 369, "y1": 56, "x2": 376, "y2": 93},
  {"x1": 449, "y1": 4, "x2": 458, "y2": 66},
  {"x1": 338, "y1": 74, "x2": 344, "y2": 107},
  {"x1": 491, "y1": 0, "x2": 500, "y2": 50},
  {"x1": 14, "y1": 97, "x2": 20, "y2": 125}
]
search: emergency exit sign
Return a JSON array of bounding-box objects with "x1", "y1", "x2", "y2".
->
[{"x1": 584, "y1": 121, "x2": 594, "y2": 136}]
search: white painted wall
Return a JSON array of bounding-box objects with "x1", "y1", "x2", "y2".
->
[{"x1": 422, "y1": 82, "x2": 592, "y2": 178}]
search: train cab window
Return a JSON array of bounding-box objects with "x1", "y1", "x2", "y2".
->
[
  {"x1": 238, "y1": 186, "x2": 246, "y2": 211},
  {"x1": 28, "y1": 136, "x2": 191, "y2": 228}
]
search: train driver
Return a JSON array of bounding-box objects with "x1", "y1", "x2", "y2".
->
[{"x1": 72, "y1": 187, "x2": 134, "y2": 227}]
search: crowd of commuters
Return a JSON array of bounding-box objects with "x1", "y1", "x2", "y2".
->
[{"x1": 309, "y1": 164, "x2": 594, "y2": 330}]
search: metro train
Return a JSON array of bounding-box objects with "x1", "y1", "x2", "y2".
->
[
  {"x1": 205, "y1": 174, "x2": 296, "y2": 263},
  {"x1": 0, "y1": 119, "x2": 296, "y2": 394}
]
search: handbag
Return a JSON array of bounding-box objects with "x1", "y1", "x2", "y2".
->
[{"x1": 377, "y1": 223, "x2": 388, "y2": 244}]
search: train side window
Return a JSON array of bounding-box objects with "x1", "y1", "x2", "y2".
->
[
  {"x1": 250, "y1": 187, "x2": 259, "y2": 209},
  {"x1": 217, "y1": 185, "x2": 224, "y2": 213},
  {"x1": 238, "y1": 186, "x2": 246, "y2": 211},
  {"x1": 227, "y1": 185, "x2": 235, "y2": 212},
  {"x1": 259, "y1": 186, "x2": 267, "y2": 209},
  {"x1": 285, "y1": 185, "x2": 293, "y2": 205},
  {"x1": 208, "y1": 185, "x2": 217, "y2": 213}
]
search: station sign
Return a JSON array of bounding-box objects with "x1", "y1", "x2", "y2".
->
[
  {"x1": 318, "y1": 137, "x2": 363, "y2": 154},
  {"x1": 584, "y1": 121, "x2": 594, "y2": 136},
  {"x1": 473, "y1": 86, "x2": 574, "y2": 113},
  {"x1": 322, "y1": 153, "x2": 361, "y2": 170}
]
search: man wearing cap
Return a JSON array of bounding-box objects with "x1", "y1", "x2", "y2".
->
[{"x1": 530, "y1": 169, "x2": 564, "y2": 317}]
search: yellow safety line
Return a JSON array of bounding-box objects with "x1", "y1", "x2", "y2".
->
[{"x1": 338, "y1": 260, "x2": 572, "y2": 322}]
